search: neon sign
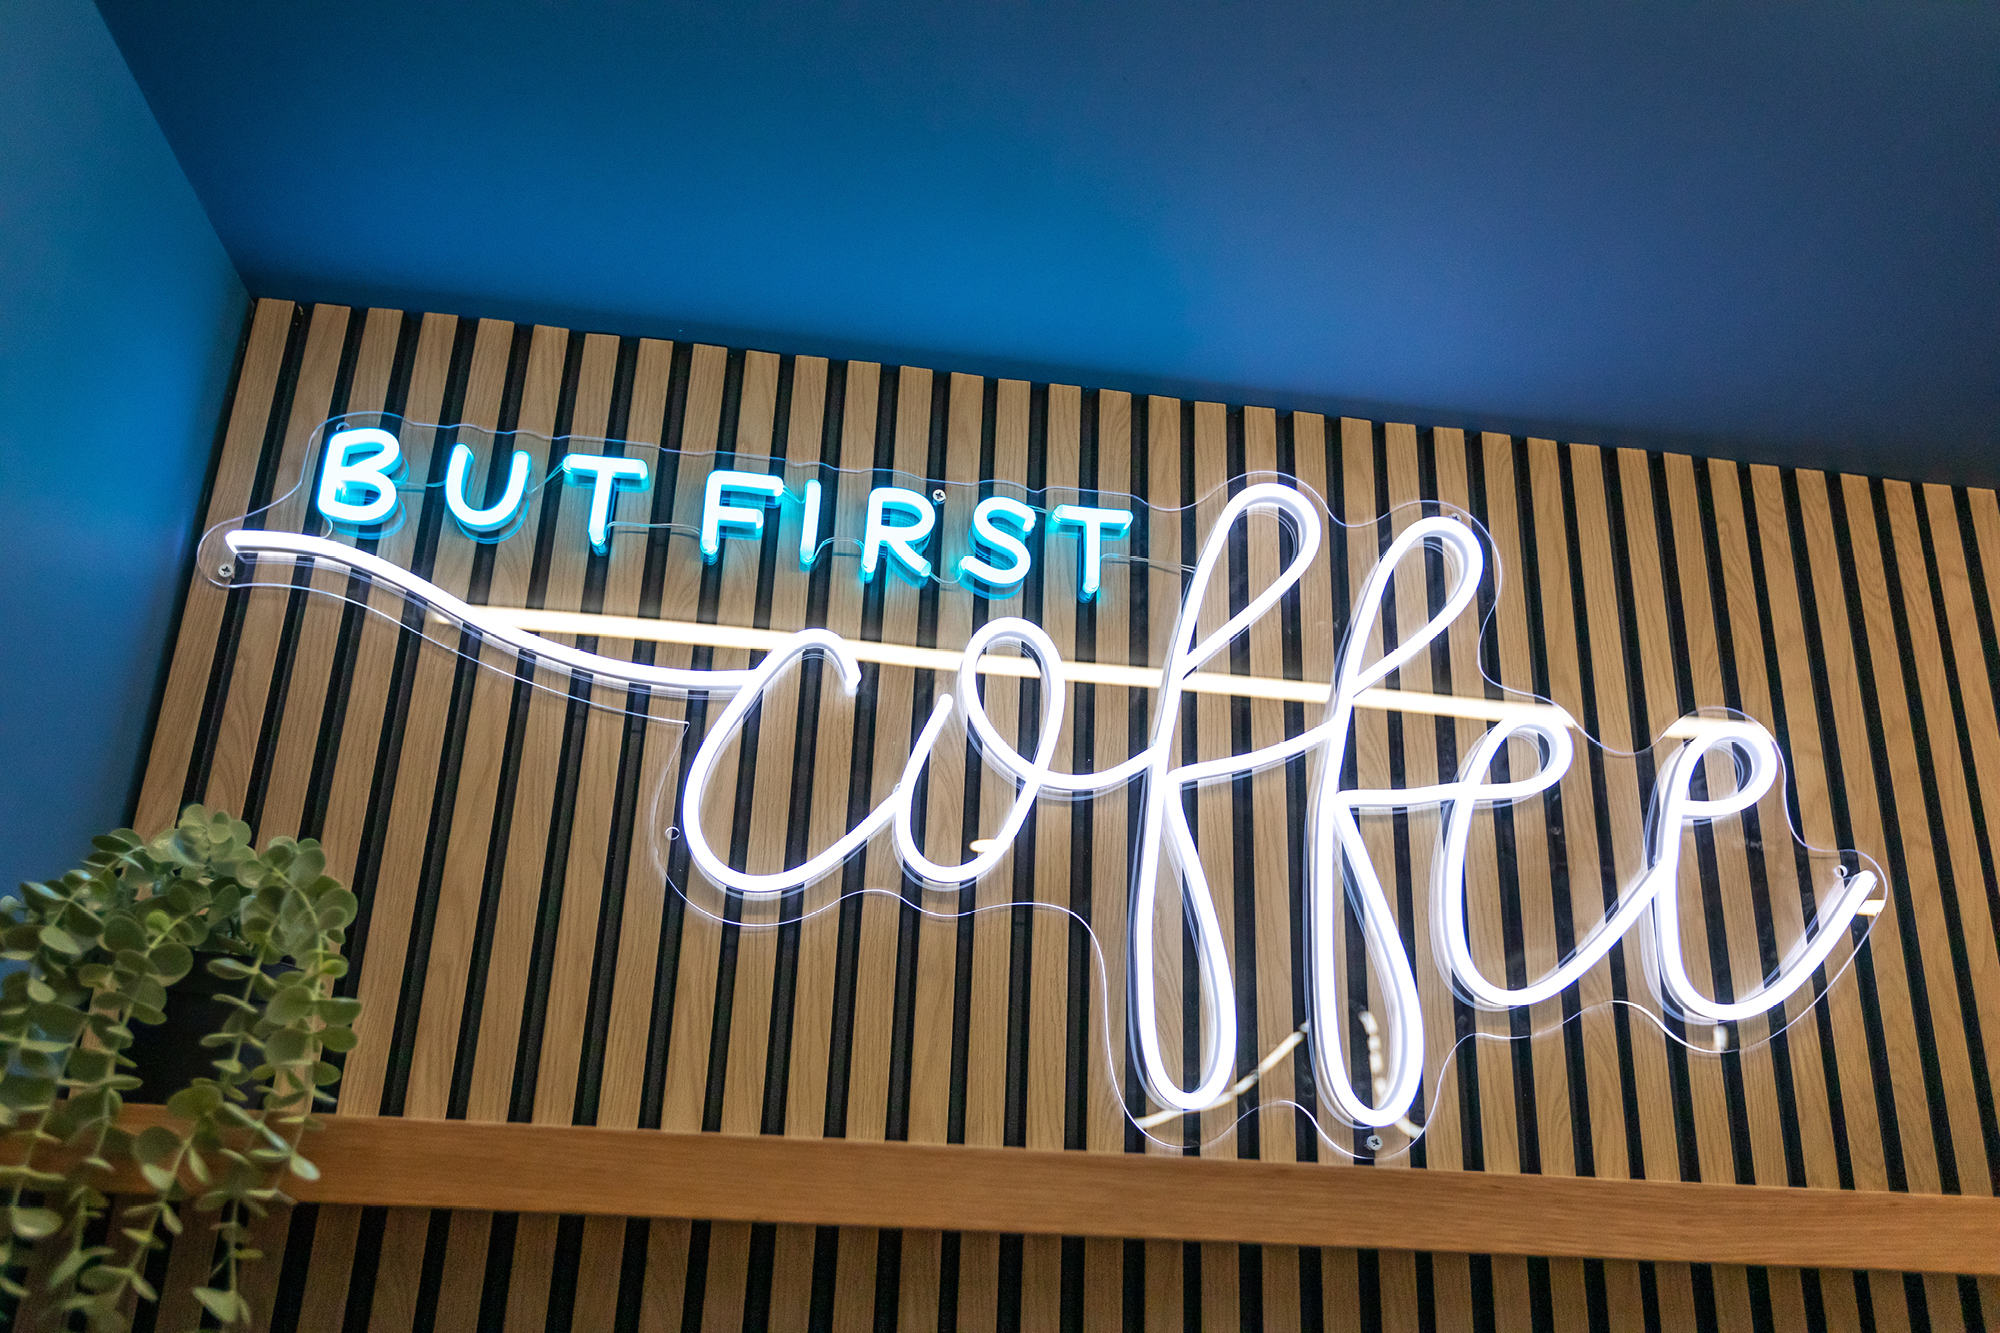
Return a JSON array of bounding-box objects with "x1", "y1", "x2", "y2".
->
[
  {"x1": 313, "y1": 427, "x2": 404, "y2": 528},
  {"x1": 230, "y1": 474, "x2": 1884, "y2": 1133},
  {"x1": 312, "y1": 427, "x2": 1133, "y2": 601}
]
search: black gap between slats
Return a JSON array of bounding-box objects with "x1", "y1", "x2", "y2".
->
[
  {"x1": 336, "y1": 315, "x2": 478, "y2": 1034},
  {"x1": 241, "y1": 307, "x2": 365, "y2": 840},
  {"x1": 505, "y1": 331, "x2": 590, "y2": 1123},
  {"x1": 1598, "y1": 451, "x2": 1692, "y2": 1329},
  {"x1": 183, "y1": 302, "x2": 313, "y2": 808},
  {"x1": 299, "y1": 310, "x2": 423, "y2": 847},
  {"x1": 125, "y1": 302, "x2": 256, "y2": 826},
  {"x1": 1780, "y1": 471, "x2": 1912, "y2": 1195},
  {"x1": 571, "y1": 339, "x2": 656, "y2": 1128},
  {"x1": 634, "y1": 338, "x2": 698, "y2": 1129}
]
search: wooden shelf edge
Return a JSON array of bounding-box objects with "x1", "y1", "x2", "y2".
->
[{"x1": 103, "y1": 1108, "x2": 1999, "y2": 1275}]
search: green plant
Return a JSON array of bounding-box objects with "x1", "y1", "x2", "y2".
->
[{"x1": 0, "y1": 805, "x2": 359, "y2": 1331}]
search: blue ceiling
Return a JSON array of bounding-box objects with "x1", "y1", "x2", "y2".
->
[{"x1": 95, "y1": 0, "x2": 2000, "y2": 484}]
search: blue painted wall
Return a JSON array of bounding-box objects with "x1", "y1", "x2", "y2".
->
[
  {"x1": 0, "y1": 0, "x2": 246, "y2": 886},
  {"x1": 92, "y1": 0, "x2": 2000, "y2": 485}
]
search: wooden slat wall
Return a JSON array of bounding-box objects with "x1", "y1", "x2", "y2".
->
[{"x1": 124, "y1": 300, "x2": 2000, "y2": 1332}]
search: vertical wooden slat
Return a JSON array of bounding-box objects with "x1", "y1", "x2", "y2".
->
[
  {"x1": 1261, "y1": 1243, "x2": 1303, "y2": 1333},
  {"x1": 1941, "y1": 491, "x2": 2000, "y2": 900},
  {"x1": 1523, "y1": 437, "x2": 1628, "y2": 1184},
  {"x1": 525, "y1": 332, "x2": 633, "y2": 1126},
  {"x1": 1319, "y1": 1246, "x2": 1359, "y2": 1331},
  {"x1": 1855, "y1": 478, "x2": 1994, "y2": 1191},
  {"x1": 710, "y1": 350, "x2": 790, "y2": 1140},
  {"x1": 1200, "y1": 1239, "x2": 1240, "y2": 1329},
  {"x1": 1032, "y1": 378, "x2": 1080, "y2": 1144},
  {"x1": 639, "y1": 1218, "x2": 693, "y2": 1332},
  {"x1": 1287, "y1": 414, "x2": 1338, "y2": 1178},
  {"x1": 1021, "y1": 1234, "x2": 1063, "y2": 1330},
  {"x1": 1614, "y1": 448, "x2": 1738, "y2": 1188},
  {"x1": 150, "y1": 1206, "x2": 223, "y2": 1333},
  {"x1": 1190, "y1": 400, "x2": 1237, "y2": 1161},
  {"x1": 1867, "y1": 1269, "x2": 1917, "y2": 1333},
  {"x1": 1662, "y1": 454, "x2": 1791, "y2": 1188},
  {"x1": 1564, "y1": 443, "x2": 1685, "y2": 1204},
  {"x1": 255, "y1": 310, "x2": 402, "y2": 841},
  {"x1": 955, "y1": 1233, "x2": 999, "y2": 1333},
  {"x1": 1747, "y1": 463, "x2": 1888, "y2": 1190},
  {"x1": 402, "y1": 327, "x2": 571, "y2": 1126},
  {"x1": 879, "y1": 365, "x2": 954, "y2": 1159},
  {"x1": 828, "y1": 360, "x2": 899, "y2": 1146},
  {"x1": 1340, "y1": 416, "x2": 1395, "y2": 1172},
  {"x1": 200, "y1": 304, "x2": 351, "y2": 818},
  {"x1": 340, "y1": 317, "x2": 513, "y2": 1118},
  {"x1": 1143, "y1": 1237, "x2": 1181, "y2": 1331},
  {"x1": 364, "y1": 1208, "x2": 430, "y2": 1331},
  {"x1": 1794, "y1": 468, "x2": 1941, "y2": 1191},
  {"x1": 965, "y1": 380, "x2": 1032, "y2": 1152},
  {"x1": 1915, "y1": 482, "x2": 2000, "y2": 1193},
  {"x1": 136, "y1": 297, "x2": 296, "y2": 833},
  {"x1": 1031, "y1": 384, "x2": 1081, "y2": 1155},
  {"x1": 539, "y1": 337, "x2": 674, "y2": 1134},
  {"x1": 1085, "y1": 1236, "x2": 1125, "y2": 1331},
  {"x1": 427, "y1": 1210, "x2": 494, "y2": 1333},
  {"x1": 695, "y1": 1220, "x2": 750, "y2": 1333},
  {"x1": 657, "y1": 343, "x2": 736, "y2": 1137},
  {"x1": 292, "y1": 1204, "x2": 364, "y2": 1333},
  {"x1": 1429, "y1": 428, "x2": 1500, "y2": 1332},
  {"x1": 1709, "y1": 457, "x2": 1841, "y2": 1191},
  {"x1": 1011, "y1": 386, "x2": 1084, "y2": 1322},
  {"x1": 898, "y1": 1228, "x2": 943, "y2": 1332},
  {"x1": 424, "y1": 321, "x2": 570, "y2": 1152},
  {"x1": 765, "y1": 1224, "x2": 818, "y2": 1330},
  {"x1": 715, "y1": 357, "x2": 828, "y2": 1154},
  {"x1": 773, "y1": 355, "x2": 841, "y2": 1144},
  {"x1": 1242, "y1": 406, "x2": 1296, "y2": 1171},
  {"x1": 1083, "y1": 392, "x2": 1135, "y2": 1160},
  {"x1": 1476, "y1": 431, "x2": 1580, "y2": 1187},
  {"x1": 1545, "y1": 1255, "x2": 1593, "y2": 1333},
  {"x1": 1087, "y1": 391, "x2": 1135, "y2": 1157},
  {"x1": 829, "y1": 1227, "x2": 878, "y2": 1333},
  {"x1": 1381, "y1": 428, "x2": 1475, "y2": 1333},
  {"x1": 236, "y1": 1203, "x2": 296, "y2": 1330}
]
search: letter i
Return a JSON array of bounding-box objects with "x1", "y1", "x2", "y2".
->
[{"x1": 799, "y1": 479, "x2": 823, "y2": 569}]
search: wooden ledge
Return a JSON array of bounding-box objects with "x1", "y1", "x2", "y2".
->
[{"x1": 96, "y1": 1108, "x2": 2000, "y2": 1274}]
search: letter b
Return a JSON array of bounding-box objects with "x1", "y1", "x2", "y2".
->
[{"x1": 315, "y1": 428, "x2": 404, "y2": 529}]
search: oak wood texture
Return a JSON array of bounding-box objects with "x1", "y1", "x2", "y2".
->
[
  {"x1": 118, "y1": 299, "x2": 2000, "y2": 1331},
  {"x1": 86, "y1": 1106, "x2": 2000, "y2": 1275}
]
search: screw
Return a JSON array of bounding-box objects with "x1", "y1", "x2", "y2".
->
[
  {"x1": 932, "y1": 488, "x2": 947, "y2": 504},
  {"x1": 1365, "y1": 1134, "x2": 1383, "y2": 1151},
  {"x1": 217, "y1": 562, "x2": 234, "y2": 579}
]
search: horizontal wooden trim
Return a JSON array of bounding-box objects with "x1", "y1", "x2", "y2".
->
[{"x1": 104, "y1": 1109, "x2": 2000, "y2": 1274}]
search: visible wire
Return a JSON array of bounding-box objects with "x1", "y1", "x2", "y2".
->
[
  {"x1": 199, "y1": 573, "x2": 698, "y2": 729},
  {"x1": 646, "y1": 759, "x2": 1882, "y2": 1163}
]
